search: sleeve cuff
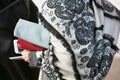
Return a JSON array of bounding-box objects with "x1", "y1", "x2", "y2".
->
[{"x1": 29, "y1": 51, "x2": 41, "y2": 68}]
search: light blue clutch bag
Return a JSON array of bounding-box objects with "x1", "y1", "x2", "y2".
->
[{"x1": 14, "y1": 19, "x2": 50, "y2": 49}]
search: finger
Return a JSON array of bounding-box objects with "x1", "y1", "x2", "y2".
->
[
  {"x1": 21, "y1": 49, "x2": 30, "y2": 62},
  {"x1": 24, "y1": 58, "x2": 29, "y2": 62},
  {"x1": 22, "y1": 55, "x2": 26, "y2": 61},
  {"x1": 21, "y1": 49, "x2": 29, "y2": 55},
  {"x1": 22, "y1": 55, "x2": 29, "y2": 62}
]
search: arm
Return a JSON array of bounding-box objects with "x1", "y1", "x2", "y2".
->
[
  {"x1": 21, "y1": 41, "x2": 51, "y2": 68},
  {"x1": 21, "y1": 49, "x2": 43, "y2": 68}
]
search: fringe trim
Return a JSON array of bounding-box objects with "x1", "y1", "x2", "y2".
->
[
  {"x1": 94, "y1": 0, "x2": 120, "y2": 20},
  {"x1": 103, "y1": 34, "x2": 119, "y2": 51},
  {"x1": 51, "y1": 44, "x2": 65, "y2": 80},
  {"x1": 39, "y1": 13, "x2": 81, "y2": 80},
  {"x1": 95, "y1": 25, "x2": 104, "y2": 30}
]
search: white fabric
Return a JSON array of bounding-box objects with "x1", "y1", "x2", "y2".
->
[
  {"x1": 32, "y1": 0, "x2": 45, "y2": 12},
  {"x1": 32, "y1": 0, "x2": 120, "y2": 80},
  {"x1": 103, "y1": 17, "x2": 120, "y2": 44},
  {"x1": 108, "y1": 0, "x2": 120, "y2": 10},
  {"x1": 50, "y1": 33, "x2": 76, "y2": 80},
  {"x1": 35, "y1": 33, "x2": 76, "y2": 80},
  {"x1": 93, "y1": 1, "x2": 104, "y2": 28}
]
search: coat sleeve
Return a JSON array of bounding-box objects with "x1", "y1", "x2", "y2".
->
[
  {"x1": 28, "y1": 47, "x2": 50, "y2": 68},
  {"x1": 29, "y1": 51, "x2": 43, "y2": 68}
]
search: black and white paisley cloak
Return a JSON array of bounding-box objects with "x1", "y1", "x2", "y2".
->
[{"x1": 29, "y1": 0, "x2": 120, "y2": 80}]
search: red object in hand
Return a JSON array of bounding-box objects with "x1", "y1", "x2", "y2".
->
[{"x1": 17, "y1": 38, "x2": 44, "y2": 50}]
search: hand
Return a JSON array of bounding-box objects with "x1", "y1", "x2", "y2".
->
[{"x1": 21, "y1": 49, "x2": 30, "y2": 62}]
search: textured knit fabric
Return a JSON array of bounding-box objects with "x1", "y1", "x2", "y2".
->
[{"x1": 29, "y1": 0, "x2": 120, "y2": 80}]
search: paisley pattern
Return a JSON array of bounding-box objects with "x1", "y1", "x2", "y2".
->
[
  {"x1": 86, "y1": 39, "x2": 115, "y2": 79},
  {"x1": 74, "y1": 19, "x2": 94, "y2": 45},
  {"x1": 47, "y1": 0, "x2": 62, "y2": 8},
  {"x1": 36, "y1": 0, "x2": 117, "y2": 80},
  {"x1": 95, "y1": 0, "x2": 120, "y2": 19},
  {"x1": 41, "y1": 45, "x2": 59, "y2": 80},
  {"x1": 75, "y1": 27, "x2": 93, "y2": 45},
  {"x1": 87, "y1": 39, "x2": 104, "y2": 68},
  {"x1": 116, "y1": 8, "x2": 120, "y2": 16},
  {"x1": 63, "y1": 0, "x2": 85, "y2": 14},
  {"x1": 55, "y1": 6, "x2": 75, "y2": 20},
  {"x1": 80, "y1": 48, "x2": 88, "y2": 55},
  {"x1": 46, "y1": 0, "x2": 95, "y2": 45},
  {"x1": 101, "y1": 0, "x2": 114, "y2": 12},
  {"x1": 47, "y1": 0, "x2": 86, "y2": 20},
  {"x1": 81, "y1": 56, "x2": 89, "y2": 63}
]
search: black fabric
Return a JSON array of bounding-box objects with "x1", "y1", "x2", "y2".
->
[
  {"x1": 0, "y1": 29, "x2": 13, "y2": 54},
  {"x1": 0, "y1": 0, "x2": 39, "y2": 80},
  {"x1": 0, "y1": 0, "x2": 38, "y2": 33},
  {"x1": 0, "y1": 0, "x2": 38, "y2": 54}
]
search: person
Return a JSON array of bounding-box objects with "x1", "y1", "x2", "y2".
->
[
  {"x1": 21, "y1": 0, "x2": 120, "y2": 80},
  {"x1": 0, "y1": 0, "x2": 39, "y2": 80}
]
